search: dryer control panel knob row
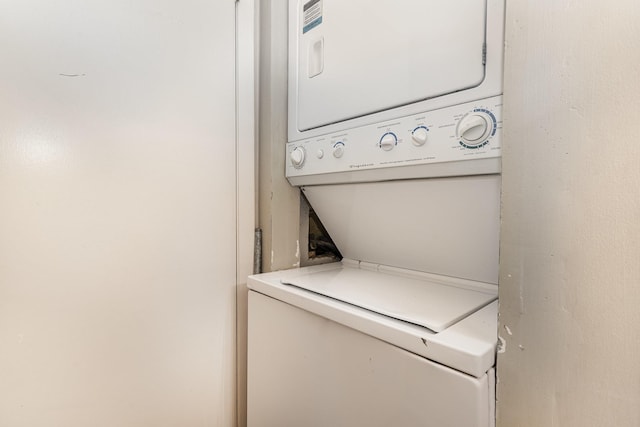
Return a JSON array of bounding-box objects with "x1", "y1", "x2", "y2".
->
[{"x1": 285, "y1": 96, "x2": 502, "y2": 179}]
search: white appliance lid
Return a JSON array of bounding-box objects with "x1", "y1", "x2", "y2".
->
[{"x1": 282, "y1": 266, "x2": 496, "y2": 333}]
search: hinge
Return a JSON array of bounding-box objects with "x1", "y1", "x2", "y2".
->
[{"x1": 482, "y1": 43, "x2": 487, "y2": 66}]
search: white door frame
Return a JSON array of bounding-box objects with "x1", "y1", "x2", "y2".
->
[{"x1": 235, "y1": 1, "x2": 256, "y2": 426}]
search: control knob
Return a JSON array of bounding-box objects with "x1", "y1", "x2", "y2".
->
[
  {"x1": 457, "y1": 112, "x2": 493, "y2": 147},
  {"x1": 333, "y1": 141, "x2": 345, "y2": 158},
  {"x1": 379, "y1": 132, "x2": 397, "y2": 151},
  {"x1": 290, "y1": 146, "x2": 305, "y2": 168},
  {"x1": 411, "y1": 126, "x2": 428, "y2": 146}
]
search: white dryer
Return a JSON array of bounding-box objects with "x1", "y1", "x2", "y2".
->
[{"x1": 248, "y1": 0, "x2": 504, "y2": 425}]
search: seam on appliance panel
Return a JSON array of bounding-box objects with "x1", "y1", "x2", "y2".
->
[{"x1": 278, "y1": 280, "x2": 440, "y2": 333}]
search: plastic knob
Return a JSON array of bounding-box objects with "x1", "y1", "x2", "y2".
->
[
  {"x1": 333, "y1": 142, "x2": 345, "y2": 158},
  {"x1": 380, "y1": 133, "x2": 397, "y2": 151},
  {"x1": 411, "y1": 127, "x2": 428, "y2": 146},
  {"x1": 290, "y1": 146, "x2": 305, "y2": 168},
  {"x1": 457, "y1": 114, "x2": 491, "y2": 146}
]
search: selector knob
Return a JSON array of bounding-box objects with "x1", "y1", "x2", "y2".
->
[
  {"x1": 333, "y1": 142, "x2": 345, "y2": 158},
  {"x1": 379, "y1": 132, "x2": 397, "y2": 151},
  {"x1": 290, "y1": 146, "x2": 305, "y2": 168},
  {"x1": 457, "y1": 113, "x2": 492, "y2": 147},
  {"x1": 411, "y1": 127, "x2": 429, "y2": 146}
]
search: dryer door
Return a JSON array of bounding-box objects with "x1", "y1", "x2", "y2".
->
[{"x1": 293, "y1": 0, "x2": 488, "y2": 131}]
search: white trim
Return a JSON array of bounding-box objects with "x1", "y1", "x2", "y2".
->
[
  {"x1": 235, "y1": 1, "x2": 256, "y2": 426},
  {"x1": 236, "y1": 0, "x2": 256, "y2": 287}
]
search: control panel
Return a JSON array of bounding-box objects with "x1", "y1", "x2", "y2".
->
[{"x1": 286, "y1": 96, "x2": 502, "y2": 180}]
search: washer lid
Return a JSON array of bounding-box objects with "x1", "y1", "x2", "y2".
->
[{"x1": 282, "y1": 265, "x2": 496, "y2": 333}]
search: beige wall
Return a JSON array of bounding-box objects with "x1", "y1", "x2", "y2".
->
[{"x1": 498, "y1": 2, "x2": 640, "y2": 425}]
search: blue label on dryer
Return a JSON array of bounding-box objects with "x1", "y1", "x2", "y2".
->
[{"x1": 303, "y1": 0, "x2": 323, "y2": 33}]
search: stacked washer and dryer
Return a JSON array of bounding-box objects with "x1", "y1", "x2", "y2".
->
[{"x1": 248, "y1": 0, "x2": 504, "y2": 426}]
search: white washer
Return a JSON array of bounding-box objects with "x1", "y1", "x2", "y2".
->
[
  {"x1": 248, "y1": 174, "x2": 500, "y2": 426},
  {"x1": 248, "y1": 262, "x2": 497, "y2": 427},
  {"x1": 248, "y1": 0, "x2": 504, "y2": 425}
]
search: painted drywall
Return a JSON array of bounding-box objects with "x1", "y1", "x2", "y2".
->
[
  {"x1": 258, "y1": 0, "x2": 301, "y2": 273},
  {"x1": 0, "y1": 2, "x2": 255, "y2": 426},
  {"x1": 498, "y1": 2, "x2": 640, "y2": 425}
]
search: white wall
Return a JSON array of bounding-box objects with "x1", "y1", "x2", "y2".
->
[
  {"x1": 498, "y1": 2, "x2": 640, "y2": 425},
  {"x1": 0, "y1": 1, "x2": 254, "y2": 426}
]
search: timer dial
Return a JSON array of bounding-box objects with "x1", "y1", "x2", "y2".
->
[{"x1": 457, "y1": 112, "x2": 493, "y2": 147}]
